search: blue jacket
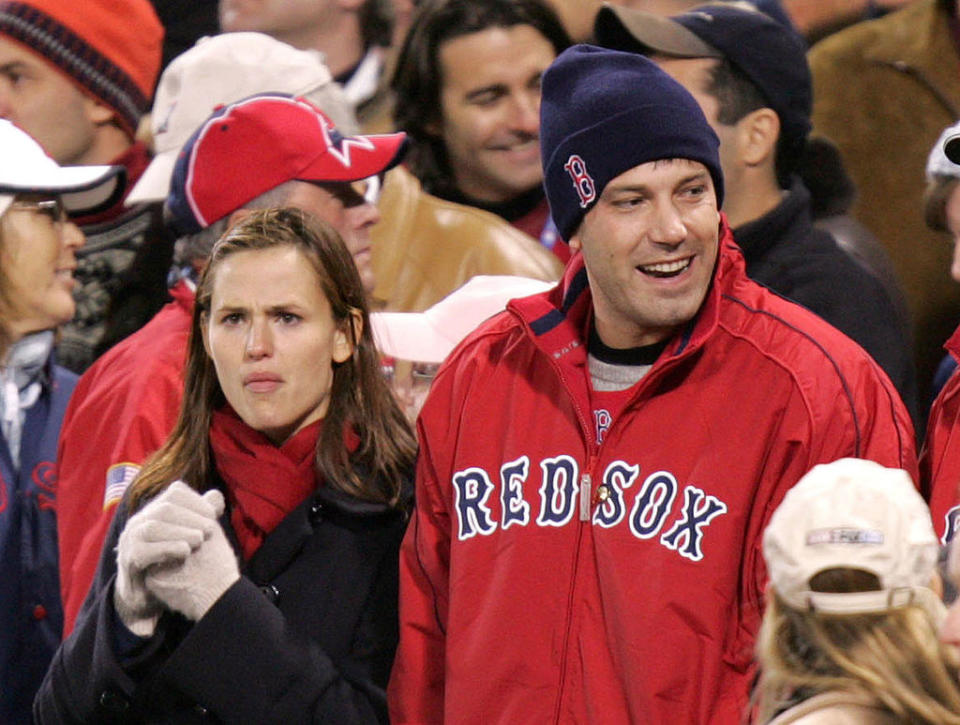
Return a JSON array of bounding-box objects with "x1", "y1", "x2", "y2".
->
[{"x1": 0, "y1": 363, "x2": 77, "y2": 723}]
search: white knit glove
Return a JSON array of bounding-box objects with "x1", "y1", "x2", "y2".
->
[
  {"x1": 145, "y1": 489, "x2": 241, "y2": 622},
  {"x1": 113, "y1": 481, "x2": 221, "y2": 636}
]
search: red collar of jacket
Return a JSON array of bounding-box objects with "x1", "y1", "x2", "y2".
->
[
  {"x1": 169, "y1": 279, "x2": 197, "y2": 315},
  {"x1": 507, "y1": 214, "x2": 741, "y2": 371},
  {"x1": 945, "y1": 319, "x2": 960, "y2": 363}
]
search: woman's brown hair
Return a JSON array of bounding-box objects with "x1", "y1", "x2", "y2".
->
[
  {"x1": 128, "y1": 207, "x2": 417, "y2": 510},
  {"x1": 755, "y1": 568, "x2": 960, "y2": 723}
]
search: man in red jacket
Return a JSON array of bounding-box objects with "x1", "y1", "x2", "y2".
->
[{"x1": 389, "y1": 45, "x2": 917, "y2": 723}]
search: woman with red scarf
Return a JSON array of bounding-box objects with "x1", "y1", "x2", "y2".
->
[{"x1": 35, "y1": 208, "x2": 417, "y2": 723}]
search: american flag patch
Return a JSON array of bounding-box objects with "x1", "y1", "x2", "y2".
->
[{"x1": 104, "y1": 463, "x2": 140, "y2": 510}]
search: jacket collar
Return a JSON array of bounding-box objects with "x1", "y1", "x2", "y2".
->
[
  {"x1": 945, "y1": 320, "x2": 960, "y2": 362},
  {"x1": 243, "y1": 475, "x2": 410, "y2": 583},
  {"x1": 733, "y1": 177, "x2": 810, "y2": 261},
  {"x1": 169, "y1": 279, "x2": 196, "y2": 315},
  {"x1": 509, "y1": 215, "x2": 742, "y2": 371}
]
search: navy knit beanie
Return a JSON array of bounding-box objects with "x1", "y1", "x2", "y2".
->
[{"x1": 541, "y1": 45, "x2": 723, "y2": 241}]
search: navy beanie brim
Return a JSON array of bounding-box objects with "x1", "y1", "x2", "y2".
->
[{"x1": 540, "y1": 45, "x2": 723, "y2": 241}]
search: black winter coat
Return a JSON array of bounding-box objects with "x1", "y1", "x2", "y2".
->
[
  {"x1": 734, "y1": 178, "x2": 918, "y2": 426},
  {"x1": 34, "y1": 478, "x2": 411, "y2": 724}
]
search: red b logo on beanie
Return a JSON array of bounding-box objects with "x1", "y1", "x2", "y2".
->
[{"x1": 564, "y1": 155, "x2": 596, "y2": 208}]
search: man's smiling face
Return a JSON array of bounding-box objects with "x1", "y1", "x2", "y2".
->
[
  {"x1": 569, "y1": 158, "x2": 721, "y2": 349},
  {"x1": 433, "y1": 23, "x2": 556, "y2": 203}
]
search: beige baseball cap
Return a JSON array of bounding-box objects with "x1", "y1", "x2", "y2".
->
[
  {"x1": 126, "y1": 32, "x2": 358, "y2": 205},
  {"x1": 763, "y1": 458, "x2": 940, "y2": 615}
]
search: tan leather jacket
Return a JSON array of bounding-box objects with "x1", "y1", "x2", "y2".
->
[
  {"x1": 809, "y1": 0, "x2": 960, "y2": 396},
  {"x1": 371, "y1": 166, "x2": 564, "y2": 312}
]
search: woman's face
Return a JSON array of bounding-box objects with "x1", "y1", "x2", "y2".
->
[
  {"x1": 946, "y1": 183, "x2": 960, "y2": 283},
  {"x1": 0, "y1": 195, "x2": 84, "y2": 340},
  {"x1": 203, "y1": 245, "x2": 354, "y2": 445}
]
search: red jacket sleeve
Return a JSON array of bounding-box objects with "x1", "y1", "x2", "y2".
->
[
  {"x1": 388, "y1": 414, "x2": 452, "y2": 723},
  {"x1": 56, "y1": 359, "x2": 184, "y2": 636},
  {"x1": 922, "y1": 368, "x2": 960, "y2": 541}
]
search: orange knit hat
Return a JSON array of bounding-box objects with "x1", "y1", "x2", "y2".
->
[{"x1": 0, "y1": 0, "x2": 163, "y2": 138}]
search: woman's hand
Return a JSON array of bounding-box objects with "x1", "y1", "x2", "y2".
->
[
  {"x1": 113, "y1": 481, "x2": 220, "y2": 636},
  {"x1": 145, "y1": 489, "x2": 241, "y2": 622}
]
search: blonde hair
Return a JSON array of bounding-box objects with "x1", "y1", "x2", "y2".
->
[{"x1": 755, "y1": 581, "x2": 960, "y2": 723}]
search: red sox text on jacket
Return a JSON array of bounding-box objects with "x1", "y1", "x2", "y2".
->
[{"x1": 453, "y1": 455, "x2": 728, "y2": 562}]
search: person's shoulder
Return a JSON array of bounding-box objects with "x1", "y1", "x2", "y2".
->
[
  {"x1": 87, "y1": 302, "x2": 189, "y2": 377},
  {"x1": 443, "y1": 306, "x2": 530, "y2": 370},
  {"x1": 372, "y1": 168, "x2": 562, "y2": 311},
  {"x1": 934, "y1": 360, "x2": 960, "y2": 413},
  {"x1": 773, "y1": 226, "x2": 896, "y2": 305},
  {"x1": 808, "y1": 0, "x2": 932, "y2": 64},
  {"x1": 749, "y1": 220, "x2": 849, "y2": 277},
  {"x1": 714, "y1": 281, "x2": 912, "y2": 451},
  {"x1": 769, "y1": 691, "x2": 898, "y2": 725},
  {"x1": 66, "y1": 301, "x2": 191, "y2": 416},
  {"x1": 423, "y1": 299, "x2": 551, "y2": 411},
  {"x1": 380, "y1": 167, "x2": 563, "y2": 277},
  {"x1": 718, "y1": 265, "x2": 882, "y2": 378}
]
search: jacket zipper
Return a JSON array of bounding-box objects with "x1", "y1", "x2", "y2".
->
[
  {"x1": 544, "y1": 347, "x2": 597, "y2": 723},
  {"x1": 543, "y1": 345, "x2": 687, "y2": 721},
  {"x1": 579, "y1": 473, "x2": 592, "y2": 522}
]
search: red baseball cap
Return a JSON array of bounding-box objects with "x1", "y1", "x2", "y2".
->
[{"x1": 167, "y1": 93, "x2": 407, "y2": 234}]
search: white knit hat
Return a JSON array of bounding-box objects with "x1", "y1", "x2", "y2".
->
[{"x1": 763, "y1": 458, "x2": 940, "y2": 615}]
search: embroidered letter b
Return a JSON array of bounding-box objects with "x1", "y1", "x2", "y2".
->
[{"x1": 564, "y1": 154, "x2": 596, "y2": 208}]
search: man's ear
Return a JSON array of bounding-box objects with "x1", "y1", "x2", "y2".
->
[
  {"x1": 333, "y1": 308, "x2": 363, "y2": 363},
  {"x1": 226, "y1": 208, "x2": 253, "y2": 230},
  {"x1": 82, "y1": 96, "x2": 116, "y2": 126},
  {"x1": 568, "y1": 224, "x2": 582, "y2": 253},
  {"x1": 737, "y1": 107, "x2": 780, "y2": 168}
]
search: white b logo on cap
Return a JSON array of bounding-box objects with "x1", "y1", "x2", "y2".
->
[{"x1": 564, "y1": 154, "x2": 596, "y2": 208}]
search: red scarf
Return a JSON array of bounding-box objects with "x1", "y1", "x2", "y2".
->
[{"x1": 209, "y1": 407, "x2": 321, "y2": 561}]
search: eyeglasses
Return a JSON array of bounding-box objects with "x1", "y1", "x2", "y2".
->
[
  {"x1": 315, "y1": 175, "x2": 382, "y2": 208},
  {"x1": 410, "y1": 362, "x2": 439, "y2": 383},
  {"x1": 381, "y1": 358, "x2": 439, "y2": 385},
  {"x1": 8, "y1": 198, "x2": 68, "y2": 226}
]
